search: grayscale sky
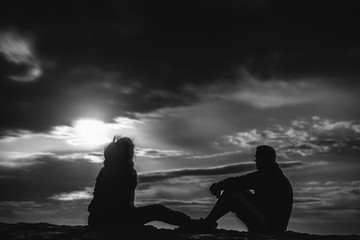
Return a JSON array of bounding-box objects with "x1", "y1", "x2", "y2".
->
[{"x1": 0, "y1": 0, "x2": 360, "y2": 235}]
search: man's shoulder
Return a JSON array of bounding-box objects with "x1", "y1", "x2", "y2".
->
[
  {"x1": 240, "y1": 170, "x2": 261, "y2": 180},
  {"x1": 245, "y1": 170, "x2": 261, "y2": 176}
]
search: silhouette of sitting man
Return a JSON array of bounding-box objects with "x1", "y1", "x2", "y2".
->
[
  {"x1": 88, "y1": 136, "x2": 194, "y2": 229},
  {"x1": 197, "y1": 145, "x2": 293, "y2": 234}
]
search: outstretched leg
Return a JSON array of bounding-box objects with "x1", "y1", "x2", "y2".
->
[
  {"x1": 134, "y1": 204, "x2": 193, "y2": 227},
  {"x1": 204, "y1": 190, "x2": 269, "y2": 233}
]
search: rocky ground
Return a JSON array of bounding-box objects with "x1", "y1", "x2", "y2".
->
[{"x1": 1, "y1": 222, "x2": 359, "y2": 240}]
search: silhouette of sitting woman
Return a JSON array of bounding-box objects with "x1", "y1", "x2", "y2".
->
[{"x1": 88, "y1": 136, "x2": 193, "y2": 229}]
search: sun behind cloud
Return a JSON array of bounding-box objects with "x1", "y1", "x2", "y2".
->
[
  {"x1": 71, "y1": 119, "x2": 112, "y2": 146},
  {"x1": 49, "y1": 117, "x2": 143, "y2": 148},
  {"x1": 50, "y1": 119, "x2": 113, "y2": 147}
]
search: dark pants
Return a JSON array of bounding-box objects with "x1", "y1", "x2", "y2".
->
[
  {"x1": 88, "y1": 204, "x2": 192, "y2": 229},
  {"x1": 207, "y1": 190, "x2": 269, "y2": 233},
  {"x1": 225, "y1": 190, "x2": 269, "y2": 233}
]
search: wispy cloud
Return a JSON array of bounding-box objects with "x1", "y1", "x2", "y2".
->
[
  {"x1": 312, "y1": 117, "x2": 360, "y2": 133},
  {"x1": 291, "y1": 181, "x2": 360, "y2": 230},
  {"x1": 0, "y1": 151, "x2": 104, "y2": 169},
  {"x1": 229, "y1": 73, "x2": 324, "y2": 108},
  {"x1": 49, "y1": 187, "x2": 93, "y2": 201},
  {"x1": 186, "y1": 150, "x2": 243, "y2": 159},
  {"x1": 138, "y1": 161, "x2": 305, "y2": 184},
  {"x1": 192, "y1": 70, "x2": 342, "y2": 109},
  {"x1": 0, "y1": 152, "x2": 100, "y2": 201},
  {"x1": 136, "y1": 148, "x2": 187, "y2": 158},
  {"x1": 56, "y1": 152, "x2": 103, "y2": 163},
  {"x1": 0, "y1": 29, "x2": 42, "y2": 82},
  {"x1": 222, "y1": 116, "x2": 360, "y2": 158}
]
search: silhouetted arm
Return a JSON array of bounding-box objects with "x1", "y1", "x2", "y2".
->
[{"x1": 210, "y1": 171, "x2": 260, "y2": 197}]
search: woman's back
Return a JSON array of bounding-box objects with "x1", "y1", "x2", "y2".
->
[
  {"x1": 88, "y1": 166, "x2": 137, "y2": 227},
  {"x1": 90, "y1": 167, "x2": 137, "y2": 209}
]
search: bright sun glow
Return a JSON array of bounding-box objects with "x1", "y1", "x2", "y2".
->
[
  {"x1": 71, "y1": 119, "x2": 111, "y2": 146},
  {"x1": 50, "y1": 117, "x2": 141, "y2": 147}
]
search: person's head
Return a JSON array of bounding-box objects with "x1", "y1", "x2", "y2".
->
[
  {"x1": 103, "y1": 136, "x2": 135, "y2": 168},
  {"x1": 255, "y1": 145, "x2": 277, "y2": 171}
]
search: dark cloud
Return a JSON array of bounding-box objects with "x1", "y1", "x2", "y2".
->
[
  {"x1": 0, "y1": 154, "x2": 100, "y2": 201},
  {"x1": 0, "y1": 202, "x2": 18, "y2": 220},
  {"x1": 0, "y1": 200, "x2": 89, "y2": 225},
  {"x1": 0, "y1": 149, "x2": 303, "y2": 202},
  {"x1": 157, "y1": 200, "x2": 211, "y2": 207},
  {"x1": 136, "y1": 148, "x2": 185, "y2": 158},
  {"x1": 138, "y1": 161, "x2": 304, "y2": 183},
  {"x1": 293, "y1": 198, "x2": 322, "y2": 205},
  {"x1": 136, "y1": 198, "x2": 212, "y2": 207},
  {"x1": 291, "y1": 181, "x2": 360, "y2": 233},
  {"x1": 1, "y1": 0, "x2": 360, "y2": 135},
  {"x1": 0, "y1": 57, "x2": 30, "y2": 80}
]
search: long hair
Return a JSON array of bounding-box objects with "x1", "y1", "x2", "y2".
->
[{"x1": 103, "y1": 136, "x2": 135, "y2": 168}]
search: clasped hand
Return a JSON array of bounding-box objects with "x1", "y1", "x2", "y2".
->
[{"x1": 209, "y1": 183, "x2": 222, "y2": 198}]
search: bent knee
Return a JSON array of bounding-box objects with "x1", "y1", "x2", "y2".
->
[
  {"x1": 218, "y1": 190, "x2": 241, "y2": 206},
  {"x1": 221, "y1": 189, "x2": 250, "y2": 200},
  {"x1": 221, "y1": 190, "x2": 255, "y2": 210}
]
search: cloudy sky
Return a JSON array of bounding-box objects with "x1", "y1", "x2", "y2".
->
[{"x1": 1, "y1": 0, "x2": 360, "y2": 235}]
